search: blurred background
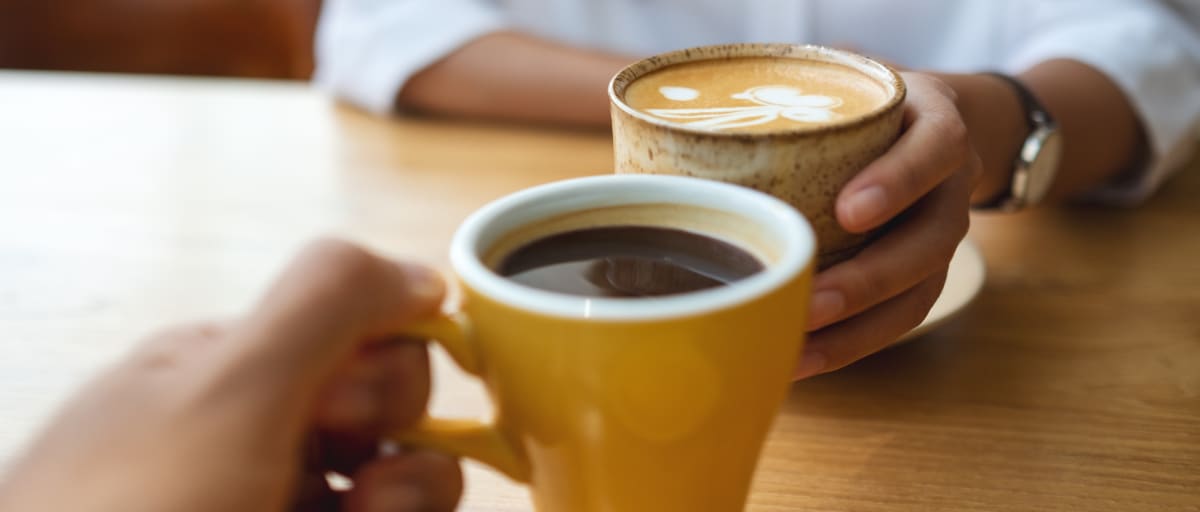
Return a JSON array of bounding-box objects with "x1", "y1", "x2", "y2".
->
[{"x1": 0, "y1": 0, "x2": 321, "y2": 79}]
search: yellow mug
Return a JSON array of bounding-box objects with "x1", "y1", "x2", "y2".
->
[{"x1": 397, "y1": 175, "x2": 815, "y2": 511}]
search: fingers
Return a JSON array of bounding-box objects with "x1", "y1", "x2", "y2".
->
[
  {"x1": 314, "y1": 341, "x2": 432, "y2": 435},
  {"x1": 290, "y1": 470, "x2": 341, "y2": 512},
  {"x1": 303, "y1": 341, "x2": 445, "y2": 512},
  {"x1": 799, "y1": 72, "x2": 977, "y2": 378},
  {"x1": 343, "y1": 451, "x2": 463, "y2": 512},
  {"x1": 808, "y1": 163, "x2": 973, "y2": 330},
  {"x1": 837, "y1": 73, "x2": 968, "y2": 232},
  {"x1": 295, "y1": 341, "x2": 442, "y2": 511},
  {"x1": 218, "y1": 238, "x2": 445, "y2": 399},
  {"x1": 292, "y1": 450, "x2": 462, "y2": 512},
  {"x1": 307, "y1": 431, "x2": 380, "y2": 480},
  {"x1": 292, "y1": 432, "x2": 377, "y2": 512},
  {"x1": 797, "y1": 268, "x2": 950, "y2": 379}
]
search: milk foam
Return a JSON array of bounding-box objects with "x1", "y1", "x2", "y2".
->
[
  {"x1": 659, "y1": 86, "x2": 700, "y2": 101},
  {"x1": 624, "y1": 58, "x2": 890, "y2": 133}
]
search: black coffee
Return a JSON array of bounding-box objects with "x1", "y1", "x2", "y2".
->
[{"x1": 498, "y1": 226, "x2": 764, "y2": 298}]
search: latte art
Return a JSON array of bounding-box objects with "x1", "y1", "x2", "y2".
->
[
  {"x1": 645, "y1": 85, "x2": 843, "y2": 130},
  {"x1": 623, "y1": 57, "x2": 889, "y2": 133},
  {"x1": 659, "y1": 86, "x2": 700, "y2": 101}
]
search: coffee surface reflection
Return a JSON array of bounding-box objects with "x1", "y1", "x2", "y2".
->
[{"x1": 499, "y1": 226, "x2": 764, "y2": 297}]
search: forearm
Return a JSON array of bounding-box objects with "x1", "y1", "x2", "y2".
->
[
  {"x1": 936, "y1": 59, "x2": 1145, "y2": 204},
  {"x1": 397, "y1": 31, "x2": 633, "y2": 127}
]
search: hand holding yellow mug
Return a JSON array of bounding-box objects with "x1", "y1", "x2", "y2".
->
[{"x1": 394, "y1": 175, "x2": 815, "y2": 511}]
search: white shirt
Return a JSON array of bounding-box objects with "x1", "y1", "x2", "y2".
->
[{"x1": 315, "y1": 0, "x2": 1200, "y2": 203}]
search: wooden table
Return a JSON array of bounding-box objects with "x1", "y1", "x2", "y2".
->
[{"x1": 1, "y1": 71, "x2": 1197, "y2": 511}]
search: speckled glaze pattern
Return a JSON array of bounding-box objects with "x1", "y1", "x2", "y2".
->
[{"x1": 610, "y1": 44, "x2": 906, "y2": 267}]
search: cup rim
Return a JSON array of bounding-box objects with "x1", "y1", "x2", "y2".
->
[
  {"x1": 449, "y1": 175, "x2": 814, "y2": 320},
  {"x1": 608, "y1": 43, "x2": 907, "y2": 139}
]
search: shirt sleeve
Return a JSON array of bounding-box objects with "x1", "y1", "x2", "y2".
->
[
  {"x1": 313, "y1": 0, "x2": 506, "y2": 114},
  {"x1": 1002, "y1": 0, "x2": 1200, "y2": 205}
]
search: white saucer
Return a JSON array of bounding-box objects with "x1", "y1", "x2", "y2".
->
[{"x1": 898, "y1": 239, "x2": 986, "y2": 342}]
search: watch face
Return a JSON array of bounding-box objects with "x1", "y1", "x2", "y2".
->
[{"x1": 1024, "y1": 128, "x2": 1062, "y2": 205}]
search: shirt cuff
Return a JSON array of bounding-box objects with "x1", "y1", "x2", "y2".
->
[
  {"x1": 1002, "y1": 8, "x2": 1200, "y2": 205},
  {"x1": 314, "y1": 0, "x2": 506, "y2": 114}
]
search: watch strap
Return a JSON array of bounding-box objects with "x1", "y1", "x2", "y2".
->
[{"x1": 974, "y1": 72, "x2": 1049, "y2": 210}]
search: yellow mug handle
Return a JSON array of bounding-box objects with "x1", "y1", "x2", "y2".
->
[{"x1": 392, "y1": 313, "x2": 531, "y2": 482}]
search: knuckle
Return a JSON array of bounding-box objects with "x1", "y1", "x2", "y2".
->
[
  {"x1": 134, "y1": 321, "x2": 224, "y2": 370},
  {"x1": 842, "y1": 260, "x2": 892, "y2": 311},
  {"x1": 143, "y1": 321, "x2": 225, "y2": 348},
  {"x1": 892, "y1": 276, "x2": 947, "y2": 338},
  {"x1": 928, "y1": 75, "x2": 959, "y2": 102},
  {"x1": 304, "y1": 237, "x2": 371, "y2": 265},
  {"x1": 936, "y1": 114, "x2": 970, "y2": 160},
  {"x1": 387, "y1": 344, "x2": 433, "y2": 427},
  {"x1": 913, "y1": 273, "x2": 949, "y2": 320},
  {"x1": 966, "y1": 151, "x2": 985, "y2": 188},
  {"x1": 897, "y1": 152, "x2": 928, "y2": 196},
  {"x1": 934, "y1": 215, "x2": 970, "y2": 265},
  {"x1": 951, "y1": 208, "x2": 970, "y2": 240},
  {"x1": 909, "y1": 72, "x2": 959, "y2": 103},
  {"x1": 300, "y1": 238, "x2": 383, "y2": 291}
]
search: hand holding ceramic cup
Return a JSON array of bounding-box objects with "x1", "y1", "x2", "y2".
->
[
  {"x1": 391, "y1": 175, "x2": 815, "y2": 512},
  {"x1": 609, "y1": 43, "x2": 906, "y2": 267}
]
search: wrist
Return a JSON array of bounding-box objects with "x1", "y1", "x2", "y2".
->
[{"x1": 928, "y1": 72, "x2": 1029, "y2": 205}]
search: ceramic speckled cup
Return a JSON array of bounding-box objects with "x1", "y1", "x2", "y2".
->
[{"x1": 609, "y1": 43, "x2": 906, "y2": 267}]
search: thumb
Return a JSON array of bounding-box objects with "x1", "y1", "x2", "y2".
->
[
  {"x1": 217, "y1": 239, "x2": 445, "y2": 406},
  {"x1": 342, "y1": 450, "x2": 463, "y2": 512}
]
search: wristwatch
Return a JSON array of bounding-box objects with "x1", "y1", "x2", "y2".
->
[{"x1": 975, "y1": 72, "x2": 1063, "y2": 211}]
